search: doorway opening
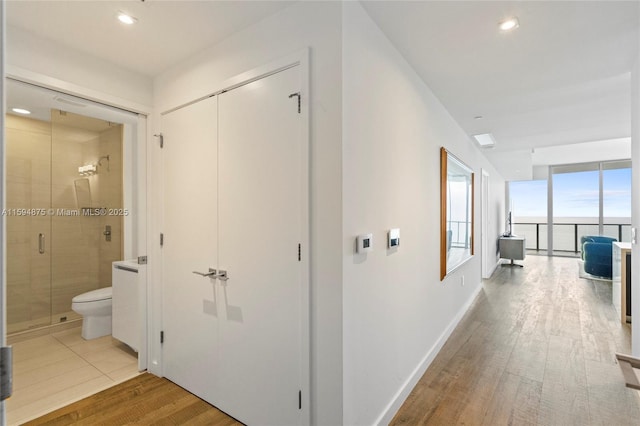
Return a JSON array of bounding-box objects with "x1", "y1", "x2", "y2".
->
[
  {"x1": 4, "y1": 78, "x2": 145, "y2": 424},
  {"x1": 5, "y1": 79, "x2": 140, "y2": 336}
]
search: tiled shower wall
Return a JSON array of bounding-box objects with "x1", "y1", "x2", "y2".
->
[{"x1": 6, "y1": 113, "x2": 123, "y2": 333}]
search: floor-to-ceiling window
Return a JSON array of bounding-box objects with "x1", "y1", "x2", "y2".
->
[
  {"x1": 509, "y1": 160, "x2": 631, "y2": 256},
  {"x1": 552, "y1": 163, "x2": 600, "y2": 254},
  {"x1": 603, "y1": 160, "x2": 632, "y2": 241}
]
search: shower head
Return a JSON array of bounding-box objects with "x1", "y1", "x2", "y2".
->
[{"x1": 98, "y1": 155, "x2": 110, "y2": 172}]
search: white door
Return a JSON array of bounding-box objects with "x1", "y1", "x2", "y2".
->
[
  {"x1": 216, "y1": 66, "x2": 303, "y2": 425},
  {"x1": 161, "y1": 96, "x2": 220, "y2": 402},
  {"x1": 161, "y1": 65, "x2": 305, "y2": 425}
]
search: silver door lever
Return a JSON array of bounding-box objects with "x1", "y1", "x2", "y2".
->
[
  {"x1": 192, "y1": 268, "x2": 217, "y2": 277},
  {"x1": 217, "y1": 270, "x2": 229, "y2": 281}
]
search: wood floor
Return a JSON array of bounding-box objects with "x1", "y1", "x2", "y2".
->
[
  {"x1": 391, "y1": 255, "x2": 640, "y2": 425},
  {"x1": 25, "y1": 255, "x2": 640, "y2": 425},
  {"x1": 24, "y1": 373, "x2": 241, "y2": 426}
]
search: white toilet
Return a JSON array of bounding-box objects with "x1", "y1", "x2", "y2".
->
[{"x1": 71, "y1": 287, "x2": 113, "y2": 340}]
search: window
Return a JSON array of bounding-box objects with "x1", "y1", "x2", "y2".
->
[
  {"x1": 603, "y1": 161, "x2": 632, "y2": 241},
  {"x1": 508, "y1": 160, "x2": 631, "y2": 255}
]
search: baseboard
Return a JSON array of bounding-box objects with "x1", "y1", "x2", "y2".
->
[
  {"x1": 374, "y1": 283, "x2": 484, "y2": 426},
  {"x1": 486, "y1": 260, "x2": 500, "y2": 279}
]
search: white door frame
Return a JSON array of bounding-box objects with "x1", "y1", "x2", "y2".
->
[
  {"x1": 481, "y1": 169, "x2": 491, "y2": 279},
  {"x1": 154, "y1": 48, "x2": 310, "y2": 422},
  {"x1": 1, "y1": 2, "x2": 7, "y2": 421}
]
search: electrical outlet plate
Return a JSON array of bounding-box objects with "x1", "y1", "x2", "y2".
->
[
  {"x1": 388, "y1": 228, "x2": 400, "y2": 248},
  {"x1": 356, "y1": 233, "x2": 373, "y2": 254}
]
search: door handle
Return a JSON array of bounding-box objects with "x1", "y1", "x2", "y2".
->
[
  {"x1": 192, "y1": 268, "x2": 217, "y2": 278},
  {"x1": 39, "y1": 233, "x2": 45, "y2": 254},
  {"x1": 103, "y1": 225, "x2": 112, "y2": 242},
  {"x1": 217, "y1": 270, "x2": 229, "y2": 281}
]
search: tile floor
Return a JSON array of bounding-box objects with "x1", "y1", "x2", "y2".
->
[{"x1": 6, "y1": 325, "x2": 141, "y2": 425}]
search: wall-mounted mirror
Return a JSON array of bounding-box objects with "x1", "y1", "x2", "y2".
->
[{"x1": 440, "y1": 147, "x2": 474, "y2": 280}]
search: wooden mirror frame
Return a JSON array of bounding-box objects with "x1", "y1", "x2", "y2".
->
[{"x1": 440, "y1": 147, "x2": 474, "y2": 280}]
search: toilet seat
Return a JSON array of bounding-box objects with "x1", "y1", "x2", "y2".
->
[{"x1": 72, "y1": 287, "x2": 112, "y2": 303}]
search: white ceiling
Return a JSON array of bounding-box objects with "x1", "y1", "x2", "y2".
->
[
  {"x1": 361, "y1": 1, "x2": 639, "y2": 180},
  {"x1": 6, "y1": 0, "x2": 295, "y2": 77},
  {"x1": 6, "y1": 1, "x2": 639, "y2": 181}
]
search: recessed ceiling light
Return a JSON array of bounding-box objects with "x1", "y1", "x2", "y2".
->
[
  {"x1": 474, "y1": 116, "x2": 484, "y2": 120},
  {"x1": 499, "y1": 17, "x2": 519, "y2": 31},
  {"x1": 12, "y1": 108, "x2": 31, "y2": 115},
  {"x1": 117, "y1": 12, "x2": 137, "y2": 25},
  {"x1": 473, "y1": 133, "x2": 496, "y2": 147}
]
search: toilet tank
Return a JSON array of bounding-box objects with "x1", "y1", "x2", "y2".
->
[{"x1": 112, "y1": 260, "x2": 140, "y2": 352}]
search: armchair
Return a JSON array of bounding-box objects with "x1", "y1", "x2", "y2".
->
[{"x1": 581, "y1": 236, "x2": 617, "y2": 279}]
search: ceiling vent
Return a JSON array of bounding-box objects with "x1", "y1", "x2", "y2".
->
[
  {"x1": 54, "y1": 96, "x2": 87, "y2": 108},
  {"x1": 473, "y1": 133, "x2": 496, "y2": 148}
]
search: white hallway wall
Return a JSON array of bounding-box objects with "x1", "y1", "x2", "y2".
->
[
  {"x1": 342, "y1": 3, "x2": 505, "y2": 425},
  {"x1": 153, "y1": 2, "x2": 344, "y2": 425}
]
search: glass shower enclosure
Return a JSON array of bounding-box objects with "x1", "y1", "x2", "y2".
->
[{"x1": 6, "y1": 80, "x2": 127, "y2": 334}]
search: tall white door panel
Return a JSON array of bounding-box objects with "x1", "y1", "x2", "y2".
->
[
  {"x1": 161, "y1": 64, "x2": 305, "y2": 425},
  {"x1": 161, "y1": 96, "x2": 220, "y2": 403},
  {"x1": 217, "y1": 66, "x2": 303, "y2": 425}
]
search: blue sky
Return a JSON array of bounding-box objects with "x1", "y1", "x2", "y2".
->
[{"x1": 510, "y1": 167, "x2": 631, "y2": 218}]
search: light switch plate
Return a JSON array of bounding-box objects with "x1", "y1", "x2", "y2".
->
[
  {"x1": 356, "y1": 233, "x2": 373, "y2": 254},
  {"x1": 388, "y1": 228, "x2": 400, "y2": 248}
]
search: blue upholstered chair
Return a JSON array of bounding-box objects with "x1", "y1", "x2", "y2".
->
[{"x1": 581, "y1": 236, "x2": 617, "y2": 279}]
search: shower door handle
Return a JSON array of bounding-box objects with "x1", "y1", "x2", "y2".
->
[
  {"x1": 192, "y1": 268, "x2": 217, "y2": 278},
  {"x1": 38, "y1": 233, "x2": 45, "y2": 254}
]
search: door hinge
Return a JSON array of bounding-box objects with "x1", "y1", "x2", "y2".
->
[
  {"x1": 160, "y1": 331, "x2": 164, "y2": 344},
  {"x1": 160, "y1": 233, "x2": 164, "y2": 247},
  {"x1": 298, "y1": 243, "x2": 301, "y2": 262},
  {"x1": 298, "y1": 390, "x2": 302, "y2": 409},
  {"x1": 155, "y1": 133, "x2": 164, "y2": 148},
  {"x1": 1, "y1": 346, "x2": 13, "y2": 401},
  {"x1": 289, "y1": 92, "x2": 301, "y2": 114}
]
